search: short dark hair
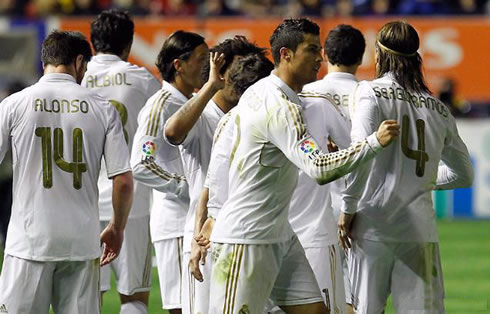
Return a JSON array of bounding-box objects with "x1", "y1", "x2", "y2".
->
[
  {"x1": 41, "y1": 31, "x2": 92, "y2": 67},
  {"x1": 228, "y1": 53, "x2": 274, "y2": 96},
  {"x1": 201, "y1": 36, "x2": 268, "y2": 82},
  {"x1": 376, "y1": 21, "x2": 430, "y2": 94},
  {"x1": 269, "y1": 18, "x2": 320, "y2": 65},
  {"x1": 90, "y1": 9, "x2": 134, "y2": 56},
  {"x1": 325, "y1": 24, "x2": 365, "y2": 66},
  {"x1": 156, "y1": 30, "x2": 206, "y2": 82}
]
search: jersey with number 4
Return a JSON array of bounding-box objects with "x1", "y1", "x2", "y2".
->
[
  {"x1": 82, "y1": 54, "x2": 161, "y2": 220},
  {"x1": 0, "y1": 73, "x2": 130, "y2": 261},
  {"x1": 342, "y1": 73, "x2": 473, "y2": 242}
]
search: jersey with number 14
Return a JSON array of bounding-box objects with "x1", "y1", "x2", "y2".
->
[
  {"x1": 0, "y1": 73, "x2": 130, "y2": 261},
  {"x1": 343, "y1": 73, "x2": 473, "y2": 242},
  {"x1": 82, "y1": 54, "x2": 161, "y2": 220}
]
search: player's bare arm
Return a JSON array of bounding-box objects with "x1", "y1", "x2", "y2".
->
[
  {"x1": 164, "y1": 52, "x2": 225, "y2": 145},
  {"x1": 100, "y1": 170, "x2": 134, "y2": 266},
  {"x1": 190, "y1": 187, "x2": 210, "y2": 282}
]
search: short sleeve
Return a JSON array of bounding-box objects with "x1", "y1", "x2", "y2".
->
[{"x1": 104, "y1": 103, "x2": 131, "y2": 178}]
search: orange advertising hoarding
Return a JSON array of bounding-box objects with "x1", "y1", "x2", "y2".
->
[{"x1": 57, "y1": 17, "x2": 490, "y2": 101}]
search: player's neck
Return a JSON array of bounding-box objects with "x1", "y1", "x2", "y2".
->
[
  {"x1": 43, "y1": 64, "x2": 76, "y2": 79},
  {"x1": 96, "y1": 52, "x2": 128, "y2": 61},
  {"x1": 273, "y1": 68, "x2": 303, "y2": 93},
  {"x1": 172, "y1": 77, "x2": 194, "y2": 99},
  {"x1": 327, "y1": 63, "x2": 358, "y2": 75},
  {"x1": 212, "y1": 91, "x2": 234, "y2": 114}
]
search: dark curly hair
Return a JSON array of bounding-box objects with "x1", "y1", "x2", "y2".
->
[
  {"x1": 41, "y1": 31, "x2": 92, "y2": 66},
  {"x1": 228, "y1": 53, "x2": 274, "y2": 96},
  {"x1": 201, "y1": 36, "x2": 268, "y2": 82}
]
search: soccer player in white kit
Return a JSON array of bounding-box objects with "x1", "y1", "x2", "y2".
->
[
  {"x1": 82, "y1": 10, "x2": 161, "y2": 313},
  {"x1": 131, "y1": 30, "x2": 206, "y2": 314},
  {"x1": 294, "y1": 24, "x2": 366, "y2": 313},
  {"x1": 0, "y1": 31, "x2": 133, "y2": 314},
  {"x1": 203, "y1": 18, "x2": 400, "y2": 314},
  {"x1": 338, "y1": 21, "x2": 474, "y2": 313},
  {"x1": 165, "y1": 36, "x2": 271, "y2": 314}
]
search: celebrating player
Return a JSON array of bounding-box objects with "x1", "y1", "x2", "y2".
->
[
  {"x1": 338, "y1": 21, "x2": 474, "y2": 313},
  {"x1": 0, "y1": 31, "x2": 133, "y2": 313},
  {"x1": 131, "y1": 30, "x2": 206, "y2": 314},
  {"x1": 164, "y1": 36, "x2": 271, "y2": 314},
  {"x1": 82, "y1": 10, "x2": 162, "y2": 314},
  {"x1": 203, "y1": 18, "x2": 399, "y2": 314}
]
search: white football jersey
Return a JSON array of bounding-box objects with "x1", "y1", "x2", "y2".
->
[
  {"x1": 166, "y1": 100, "x2": 225, "y2": 253},
  {"x1": 82, "y1": 54, "x2": 161, "y2": 220},
  {"x1": 0, "y1": 73, "x2": 130, "y2": 261},
  {"x1": 210, "y1": 73, "x2": 384, "y2": 245},
  {"x1": 304, "y1": 72, "x2": 358, "y2": 120},
  {"x1": 342, "y1": 73, "x2": 473, "y2": 242},
  {"x1": 131, "y1": 81, "x2": 189, "y2": 242},
  {"x1": 287, "y1": 92, "x2": 350, "y2": 248}
]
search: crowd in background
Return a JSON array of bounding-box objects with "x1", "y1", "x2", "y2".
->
[{"x1": 1, "y1": 0, "x2": 489, "y2": 18}]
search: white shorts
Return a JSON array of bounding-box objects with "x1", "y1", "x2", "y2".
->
[
  {"x1": 349, "y1": 239, "x2": 445, "y2": 313},
  {"x1": 339, "y1": 248, "x2": 353, "y2": 305},
  {"x1": 304, "y1": 245, "x2": 347, "y2": 313},
  {"x1": 0, "y1": 254, "x2": 100, "y2": 314},
  {"x1": 154, "y1": 237, "x2": 184, "y2": 310},
  {"x1": 181, "y1": 249, "x2": 212, "y2": 314},
  {"x1": 209, "y1": 236, "x2": 323, "y2": 314},
  {"x1": 100, "y1": 216, "x2": 152, "y2": 295}
]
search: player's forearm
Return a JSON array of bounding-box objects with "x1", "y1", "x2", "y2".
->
[
  {"x1": 111, "y1": 171, "x2": 134, "y2": 231},
  {"x1": 194, "y1": 187, "x2": 210, "y2": 237},
  {"x1": 132, "y1": 159, "x2": 187, "y2": 193},
  {"x1": 165, "y1": 81, "x2": 220, "y2": 145},
  {"x1": 312, "y1": 133, "x2": 382, "y2": 185}
]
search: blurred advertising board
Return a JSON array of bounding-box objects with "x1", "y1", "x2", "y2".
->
[{"x1": 53, "y1": 16, "x2": 490, "y2": 102}]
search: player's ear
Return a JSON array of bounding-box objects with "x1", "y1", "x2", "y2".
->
[
  {"x1": 74, "y1": 54, "x2": 84, "y2": 72},
  {"x1": 279, "y1": 47, "x2": 292, "y2": 63},
  {"x1": 173, "y1": 58, "x2": 183, "y2": 75}
]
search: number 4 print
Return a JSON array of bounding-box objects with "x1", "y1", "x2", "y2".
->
[
  {"x1": 401, "y1": 115, "x2": 429, "y2": 177},
  {"x1": 35, "y1": 127, "x2": 87, "y2": 189}
]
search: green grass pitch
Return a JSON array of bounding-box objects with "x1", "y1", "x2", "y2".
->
[{"x1": 1, "y1": 220, "x2": 488, "y2": 313}]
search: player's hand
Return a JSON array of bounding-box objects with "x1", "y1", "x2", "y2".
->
[
  {"x1": 376, "y1": 120, "x2": 400, "y2": 147},
  {"x1": 190, "y1": 239, "x2": 204, "y2": 282},
  {"x1": 208, "y1": 52, "x2": 226, "y2": 91},
  {"x1": 100, "y1": 222, "x2": 124, "y2": 266},
  {"x1": 195, "y1": 217, "x2": 214, "y2": 251},
  {"x1": 327, "y1": 136, "x2": 339, "y2": 152},
  {"x1": 338, "y1": 212, "x2": 355, "y2": 250}
]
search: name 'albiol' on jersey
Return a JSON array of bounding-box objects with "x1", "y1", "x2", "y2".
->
[
  {"x1": 84, "y1": 72, "x2": 132, "y2": 88},
  {"x1": 34, "y1": 98, "x2": 90, "y2": 114}
]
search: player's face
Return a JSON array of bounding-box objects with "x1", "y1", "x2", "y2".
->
[
  {"x1": 289, "y1": 34, "x2": 323, "y2": 87},
  {"x1": 181, "y1": 43, "x2": 209, "y2": 89}
]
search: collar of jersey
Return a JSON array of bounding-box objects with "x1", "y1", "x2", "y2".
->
[
  {"x1": 92, "y1": 54, "x2": 122, "y2": 63},
  {"x1": 40, "y1": 73, "x2": 76, "y2": 83},
  {"x1": 324, "y1": 72, "x2": 357, "y2": 81},
  {"x1": 269, "y1": 73, "x2": 300, "y2": 104},
  {"x1": 162, "y1": 80, "x2": 188, "y2": 103}
]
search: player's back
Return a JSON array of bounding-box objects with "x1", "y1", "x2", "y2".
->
[
  {"x1": 2, "y1": 73, "x2": 127, "y2": 261},
  {"x1": 351, "y1": 74, "x2": 458, "y2": 242},
  {"x1": 83, "y1": 55, "x2": 160, "y2": 219}
]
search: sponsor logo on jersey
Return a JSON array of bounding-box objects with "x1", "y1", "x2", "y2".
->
[
  {"x1": 238, "y1": 305, "x2": 250, "y2": 314},
  {"x1": 0, "y1": 304, "x2": 8, "y2": 313},
  {"x1": 142, "y1": 141, "x2": 156, "y2": 156}
]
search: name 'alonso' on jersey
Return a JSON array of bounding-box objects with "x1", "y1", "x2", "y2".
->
[
  {"x1": 0, "y1": 73, "x2": 130, "y2": 261},
  {"x1": 210, "y1": 73, "x2": 384, "y2": 245}
]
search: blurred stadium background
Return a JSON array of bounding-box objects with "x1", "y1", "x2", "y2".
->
[{"x1": 0, "y1": 0, "x2": 489, "y2": 313}]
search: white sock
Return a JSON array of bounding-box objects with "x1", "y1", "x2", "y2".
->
[{"x1": 120, "y1": 301, "x2": 148, "y2": 314}]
